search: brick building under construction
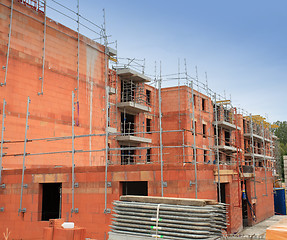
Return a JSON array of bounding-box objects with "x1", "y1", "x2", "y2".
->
[{"x1": 0, "y1": 0, "x2": 280, "y2": 239}]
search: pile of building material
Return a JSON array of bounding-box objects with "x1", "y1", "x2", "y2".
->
[{"x1": 109, "y1": 196, "x2": 227, "y2": 240}]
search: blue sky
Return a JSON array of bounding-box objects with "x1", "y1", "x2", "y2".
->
[{"x1": 46, "y1": 0, "x2": 287, "y2": 123}]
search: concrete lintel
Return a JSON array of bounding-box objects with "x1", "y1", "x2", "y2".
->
[
  {"x1": 116, "y1": 135, "x2": 152, "y2": 145},
  {"x1": 117, "y1": 68, "x2": 151, "y2": 82},
  {"x1": 117, "y1": 102, "x2": 151, "y2": 114}
]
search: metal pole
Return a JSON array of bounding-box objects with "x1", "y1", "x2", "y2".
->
[
  {"x1": 205, "y1": 73, "x2": 213, "y2": 163},
  {"x1": 184, "y1": 59, "x2": 197, "y2": 198},
  {"x1": 214, "y1": 94, "x2": 221, "y2": 203},
  {"x1": 19, "y1": 96, "x2": 30, "y2": 214},
  {"x1": 76, "y1": 0, "x2": 80, "y2": 101},
  {"x1": 103, "y1": 9, "x2": 110, "y2": 213},
  {"x1": 0, "y1": 99, "x2": 6, "y2": 184},
  {"x1": 159, "y1": 62, "x2": 164, "y2": 197},
  {"x1": 38, "y1": 0, "x2": 46, "y2": 95},
  {"x1": 190, "y1": 78, "x2": 198, "y2": 199},
  {"x1": 262, "y1": 121, "x2": 268, "y2": 196},
  {"x1": 250, "y1": 114, "x2": 257, "y2": 199},
  {"x1": 71, "y1": 91, "x2": 76, "y2": 215},
  {"x1": 1, "y1": 0, "x2": 13, "y2": 86},
  {"x1": 182, "y1": 130, "x2": 185, "y2": 163}
]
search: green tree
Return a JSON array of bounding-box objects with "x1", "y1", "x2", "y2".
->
[
  {"x1": 273, "y1": 121, "x2": 287, "y2": 180},
  {"x1": 274, "y1": 121, "x2": 287, "y2": 144}
]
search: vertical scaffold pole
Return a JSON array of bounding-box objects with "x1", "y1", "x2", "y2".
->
[
  {"x1": 185, "y1": 60, "x2": 197, "y2": 198},
  {"x1": 159, "y1": 62, "x2": 164, "y2": 197},
  {"x1": 76, "y1": 0, "x2": 80, "y2": 101},
  {"x1": 19, "y1": 96, "x2": 30, "y2": 214},
  {"x1": 0, "y1": 99, "x2": 7, "y2": 184},
  {"x1": 191, "y1": 80, "x2": 198, "y2": 199},
  {"x1": 205, "y1": 73, "x2": 213, "y2": 163},
  {"x1": 250, "y1": 114, "x2": 257, "y2": 199},
  {"x1": 1, "y1": 0, "x2": 14, "y2": 86},
  {"x1": 38, "y1": 0, "x2": 46, "y2": 95},
  {"x1": 103, "y1": 9, "x2": 110, "y2": 213},
  {"x1": 262, "y1": 121, "x2": 268, "y2": 196},
  {"x1": 71, "y1": 91, "x2": 78, "y2": 215},
  {"x1": 214, "y1": 94, "x2": 221, "y2": 203}
]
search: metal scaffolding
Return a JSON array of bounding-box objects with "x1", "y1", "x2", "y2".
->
[
  {"x1": 1, "y1": 0, "x2": 13, "y2": 87},
  {"x1": 0, "y1": 0, "x2": 279, "y2": 221}
]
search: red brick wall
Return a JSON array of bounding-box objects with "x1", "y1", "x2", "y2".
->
[
  {"x1": 0, "y1": 164, "x2": 242, "y2": 240},
  {"x1": 0, "y1": 0, "x2": 107, "y2": 168},
  {"x1": 245, "y1": 168, "x2": 274, "y2": 226}
]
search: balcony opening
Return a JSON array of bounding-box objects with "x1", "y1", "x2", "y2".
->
[
  {"x1": 225, "y1": 130, "x2": 230, "y2": 146},
  {"x1": 224, "y1": 109, "x2": 230, "y2": 122},
  {"x1": 108, "y1": 143, "x2": 111, "y2": 163},
  {"x1": 121, "y1": 146, "x2": 135, "y2": 165},
  {"x1": 202, "y1": 98, "x2": 206, "y2": 111},
  {"x1": 214, "y1": 126, "x2": 220, "y2": 144},
  {"x1": 121, "y1": 113, "x2": 135, "y2": 135},
  {"x1": 121, "y1": 181, "x2": 148, "y2": 196},
  {"x1": 146, "y1": 89, "x2": 151, "y2": 105},
  {"x1": 243, "y1": 119, "x2": 246, "y2": 133},
  {"x1": 257, "y1": 142, "x2": 261, "y2": 154},
  {"x1": 204, "y1": 150, "x2": 208, "y2": 163},
  {"x1": 147, "y1": 148, "x2": 151, "y2": 163},
  {"x1": 108, "y1": 107, "x2": 110, "y2": 127},
  {"x1": 193, "y1": 121, "x2": 197, "y2": 135},
  {"x1": 203, "y1": 124, "x2": 206, "y2": 138},
  {"x1": 121, "y1": 80, "x2": 135, "y2": 102},
  {"x1": 193, "y1": 95, "x2": 196, "y2": 108},
  {"x1": 146, "y1": 118, "x2": 151, "y2": 133},
  {"x1": 41, "y1": 183, "x2": 62, "y2": 221},
  {"x1": 226, "y1": 155, "x2": 231, "y2": 164}
]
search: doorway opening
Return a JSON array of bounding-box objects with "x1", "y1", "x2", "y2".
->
[
  {"x1": 41, "y1": 183, "x2": 62, "y2": 221},
  {"x1": 242, "y1": 180, "x2": 248, "y2": 227},
  {"x1": 121, "y1": 113, "x2": 135, "y2": 135},
  {"x1": 217, "y1": 183, "x2": 227, "y2": 204},
  {"x1": 121, "y1": 181, "x2": 148, "y2": 196},
  {"x1": 121, "y1": 146, "x2": 135, "y2": 165}
]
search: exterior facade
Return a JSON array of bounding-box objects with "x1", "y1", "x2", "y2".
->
[{"x1": 0, "y1": 1, "x2": 279, "y2": 239}]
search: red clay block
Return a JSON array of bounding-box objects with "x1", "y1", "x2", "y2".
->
[{"x1": 43, "y1": 227, "x2": 53, "y2": 240}]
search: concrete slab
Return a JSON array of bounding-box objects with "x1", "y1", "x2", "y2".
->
[
  {"x1": 116, "y1": 135, "x2": 152, "y2": 145},
  {"x1": 244, "y1": 133, "x2": 264, "y2": 142},
  {"x1": 213, "y1": 120, "x2": 241, "y2": 131},
  {"x1": 117, "y1": 101, "x2": 151, "y2": 114},
  {"x1": 117, "y1": 68, "x2": 151, "y2": 82}
]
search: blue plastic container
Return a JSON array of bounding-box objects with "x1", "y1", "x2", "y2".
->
[{"x1": 274, "y1": 188, "x2": 287, "y2": 215}]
